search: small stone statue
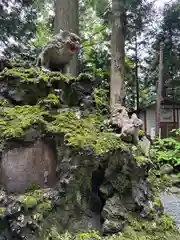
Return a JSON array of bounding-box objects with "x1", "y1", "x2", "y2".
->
[
  {"x1": 36, "y1": 29, "x2": 81, "y2": 73},
  {"x1": 110, "y1": 103, "x2": 143, "y2": 143}
]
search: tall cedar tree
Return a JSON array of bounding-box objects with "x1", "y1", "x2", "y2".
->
[{"x1": 54, "y1": 0, "x2": 79, "y2": 76}]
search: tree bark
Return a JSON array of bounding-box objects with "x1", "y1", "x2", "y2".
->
[
  {"x1": 110, "y1": 0, "x2": 126, "y2": 109},
  {"x1": 135, "y1": 30, "x2": 139, "y2": 114},
  {"x1": 54, "y1": 0, "x2": 79, "y2": 76},
  {"x1": 155, "y1": 42, "x2": 164, "y2": 137}
]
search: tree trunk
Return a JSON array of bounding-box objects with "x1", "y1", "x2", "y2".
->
[
  {"x1": 110, "y1": 0, "x2": 126, "y2": 109},
  {"x1": 155, "y1": 42, "x2": 164, "y2": 137},
  {"x1": 54, "y1": 0, "x2": 79, "y2": 76},
  {"x1": 135, "y1": 30, "x2": 139, "y2": 114}
]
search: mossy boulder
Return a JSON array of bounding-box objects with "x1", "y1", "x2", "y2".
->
[
  {"x1": 0, "y1": 133, "x2": 161, "y2": 239},
  {"x1": 19, "y1": 195, "x2": 38, "y2": 209},
  {"x1": 0, "y1": 65, "x2": 96, "y2": 108},
  {"x1": 0, "y1": 65, "x2": 179, "y2": 239}
]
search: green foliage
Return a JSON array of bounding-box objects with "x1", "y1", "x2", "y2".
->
[
  {"x1": 145, "y1": 0, "x2": 180, "y2": 103},
  {"x1": 79, "y1": 2, "x2": 110, "y2": 78},
  {"x1": 0, "y1": 0, "x2": 54, "y2": 62},
  {"x1": 31, "y1": 1, "x2": 54, "y2": 48},
  {"x1": 94, "y1": 87, "x2": 109, "y2": 114},
  {"x1": 0, "y1": 0, "x2": 37, "y2": 59},
  {"x1": 153, "y1": 130, "x2": 180, "y2": 167},
  {"x1": 32, "y1": 22, "x2": 52, "y2": 48}
]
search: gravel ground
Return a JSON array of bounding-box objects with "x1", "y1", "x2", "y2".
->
[{"x1": 159, "y1": 190, "x2": 180, "y2": 230}]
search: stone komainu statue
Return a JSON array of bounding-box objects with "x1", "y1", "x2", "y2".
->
[{"x1": 36, "y1": 29, "x2": 81, "y2": 73}]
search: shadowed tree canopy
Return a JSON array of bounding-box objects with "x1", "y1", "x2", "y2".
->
[{"x1": 0, "y1": 0, "x2": 37, "y2": 58}]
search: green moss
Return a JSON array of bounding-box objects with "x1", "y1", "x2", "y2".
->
[
  {"x1": 0, "y1": 103, "x2": 140, "y2": 155},
  {"x1": 32, "y1": 212, "x2": 44, "y2": 222},
  {"x1": 0, "y1": 105, "x2": 48, "y2": 139},
  {"x1": 43, "y1": 218, "x2": 180, "y2": 240},
  {"x1": 112, "y1": 175, "x2": 130, "y2": 193},
  {"x1": 0, "y1": 207, "x2": 6, "y2": 216},
  {"x1": 26, "y1": 183, "x2": 41, "y2": 191},
  {"x1": 38, "y1": 93, "x2": 60, "y2": 110},
  {"x1": 0, "y1": 99, "x2": 11, "y2": 107},
  {"x1": 139, "y1": 129, "x2": 145, "y2": 137},
  {"x1": 76, "y1": 231, "x2": 101, "y2": 239},
  {"x1": 0, "y1": 67, "x2": 147, "y2": 155},
  {"x1": 18, "y1": 189, "x2": 44, "y2": 206},
  {"x1": 18, "y1": 190, "x2": 53, "y2": 219},
  {"x1": 134, "y1": 156, "x2": 146, "y2": 162},
  {"x1": 2, "y1": 67, "x2": 66, "y2": 83},
  {"x1": 19, "y1": 196, "x2": 38, "y2": 209},
  {"x1": 1, "y1": 67, "x2": 94, "y2": 85},
  {"x1": 0, "y1": 66, "x2": 136, "y2": 155},
  {"x1": 161, "y1": 214, "x2": 177, "y2": 231},
  {"x1": 47, "y1": 111, "x2": 129, "y2": 155},
  {"x1": 131, "y1": 145, "x2": 150, "y2": 164},
  {"x1": 0, "y1": 67, "x2": 96, "y2": 107},
  {"x1": 119, "y1": 215, "x2": 179, "y2": 240},
  {"x1": 36, "y1": 201, "x2": 52, "y2": 217},
  {"x1": 43, "y1": 229, "x2": 72, "y2": 240},
  {"x1": 154, "y1": 197, "x2": 163, "y2": 209},
  {"x1": 25, "y1": 189, "x2": 44, "y2": 201},
  {"x1": 148, "y1": 171, "x2": 172, "y2": 195},
  {"x1": 40, "y1": 212, "x2": 179, "y2": 240}
]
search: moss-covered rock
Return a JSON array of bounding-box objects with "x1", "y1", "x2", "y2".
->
[
  {"x1": 0, "y1": 66, "x2": 96, "y2": 107},
  {"x1": 0, "y1": 105, "x2": 48, "y2": 139},
  {"x1": 19, "y1": 195, "x2": 38, "y2": 210},
  {"x1": 0, "y1": 65, "x2": 179, "y2": 239},
  {"x1": 0, "y1": 104, "x2": 131, "y2": 155},
  {"x1": 42, "y1": 214, "x2": 180, "y2": 240},
  {"x1": 148, "y1": 170, "x2": 173, "y2": 195},
  {"x1": 47, "y1": 112, "x2": 129, "y2": 155},
  {"x1": 0, "y1": 65, "x2": 150, "y2": 158}
]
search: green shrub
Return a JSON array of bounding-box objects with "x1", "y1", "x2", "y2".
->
[{"x1": 153, "y1": 129, "x2": 180, "y2": 167}]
